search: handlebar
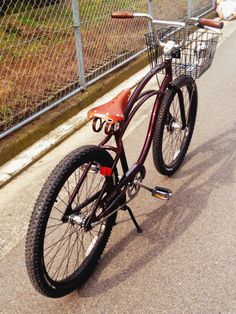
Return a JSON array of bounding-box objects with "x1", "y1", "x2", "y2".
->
[
  {"x1": 112, "y1": 12, "x2": 134, "y2": 19},
  {"x1": 112, "y1": 11, "x2": 224, "y2": 54},
  {"x1": 112, "y1": 11, "x2": 224, "y2": 30},
  {"x1": 197, "y1": 18, "x2": 224, "y2": 29}
]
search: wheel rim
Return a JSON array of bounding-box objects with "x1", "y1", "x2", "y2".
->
[
  {"x1": 162, "y1": 85, "x2": 192, "y2": 167},
  {"x1": 42, "y1": 161, "x2": 108, "y2": 284}
]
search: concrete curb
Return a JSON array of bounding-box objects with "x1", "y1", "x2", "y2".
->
[{"x1": 0, "y1": 64, "x2": 151, "y2": 188}]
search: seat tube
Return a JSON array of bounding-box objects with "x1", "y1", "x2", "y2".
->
[{"x1": 115, "y1": 133, "x2": 129, "y2": 174}]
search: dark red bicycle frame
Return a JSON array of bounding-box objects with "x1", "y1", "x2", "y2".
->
[
  {"x1": 100, "y1": 59, "x2": 172, "y2": 185},
  {"x1": 63, "y1": 58, "x2": 173, "y2": 226}
]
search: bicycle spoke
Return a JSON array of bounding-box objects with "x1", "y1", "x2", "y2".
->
[
  {"x1": 62, "y1": 226, "x2": 75, "y2": 280},
  {"x1": 44, "y1": 228, "x2": 73, "y2": 258},
  {"x1": 62, "y1": 180, "x2": 71, "y2": 200},
  {"x1": 52, "y1": 235, "x2": 72, "y2": 281},
  {"x1": 45, "y1": 222, "x2": 66, "y2": 238},
  {"x1": 45, "y1": 224, "x2": 74, "y2": 272},
  {"x1": 78, "y1": 231, "x2": 86, "y2": 262},
  {"x1": 53, "y1": 225, "x2": 80, "y2": 281},
  {"x1": 49, "y1": 216, "x2": 63, "y2": 222},
  {"x1": 74, "y1": 229, "x2": 81, "y2": 271},
  {"x1": 55, "y1": 229, "x2": 78, "y2": 281},
  {"x1": 46, "y1": 222, "x2": 64, "y2": 229},
  {"x1": 56, "y1": 195, "x2": 68, "y2": 207},
  {"x1": 163, "y1": 135, "x2": 177, "y2": 154},
  {"x1": 53, "y1": 204, "x2": 65, "y2": 215}
]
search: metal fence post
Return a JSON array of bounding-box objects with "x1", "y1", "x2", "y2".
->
[
  {"x1": 188, "y1": 0, "x2": 193, "y2": 18},
  {"x1": 212, "y1": 0, "x2": 216, "y2": 9},
  {"x1": 72, "y1": 0, "x2": 86, "y2": 89},
  {"x1": 148, "y1": 0, "x2": 154, "y2": 32}
]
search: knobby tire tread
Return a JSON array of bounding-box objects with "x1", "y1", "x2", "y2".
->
[
  {"x1": 25, "y1": 145, "x2": 117, "y2": 298},
  {"x1": 152, "y1": 75, "x2": 198, "y2": 176}
]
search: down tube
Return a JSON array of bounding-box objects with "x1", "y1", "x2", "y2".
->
[{"x1": 137, "y1": 74, "x2": 172, "y2": 165}]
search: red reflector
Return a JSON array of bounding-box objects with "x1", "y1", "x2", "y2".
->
[{"x1": 100, "y1": 167, "x2": 113, "y2": 177}]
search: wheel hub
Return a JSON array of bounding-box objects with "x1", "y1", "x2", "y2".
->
[
  {"x1": 167, "y1": 117, "x2": 182, "y2": 133},
  {"x1": 68, "y1": 213, "x2": 93, "y2": 231},
  {"x1": 171, "y1": 121, "x2": 182, "y2": 130}
]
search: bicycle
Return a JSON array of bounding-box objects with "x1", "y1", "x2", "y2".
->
[{"x1": 25, "y1": 11, "x2": 223, "y2": 298}]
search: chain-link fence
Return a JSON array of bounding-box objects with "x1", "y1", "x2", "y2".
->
[
  {"x1": 191, "y1": 0, "x2": 216, "y2": 16},
  {"x1": 0, "y1": 0, "x2": 215, "y2": 136},
  {"x1": 80, "y1": 0, "x2": 148, "y2": 84},
  {"x1": 0, "y1": 0, "x2": 77, "y2": 133}
]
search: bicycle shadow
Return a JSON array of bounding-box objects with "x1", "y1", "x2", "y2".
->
[{"x1": 75, "y1": 125, "x2": 236, "y2": 298}]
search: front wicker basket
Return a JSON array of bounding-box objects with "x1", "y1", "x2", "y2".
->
[{"x1": 145, "y1": 27, "x2": 220, "y2": 79}]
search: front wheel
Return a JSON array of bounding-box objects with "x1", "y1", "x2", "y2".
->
[
  {"x1": 25, "y1": 145, "x2": 118, "y2": 298},
  {"x1": 152, "y1": 75, "x2": 198, "y2": 176}
]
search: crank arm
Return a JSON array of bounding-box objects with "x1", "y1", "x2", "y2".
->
[{"x1": 91, "y1": 191, "x2": 126, "y2": 227}]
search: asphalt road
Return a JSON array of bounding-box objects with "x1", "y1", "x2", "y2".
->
[{"x1": 0, "y1": 22, "x2": 235, "y2": 314}]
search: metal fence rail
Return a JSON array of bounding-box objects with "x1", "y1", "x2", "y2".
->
[
  {"x1": 0, "y1": 0, "x2": 215, "y2": 137},
  {"x1": 191, "y1": 0, "x2": 216, "y2": 16}
]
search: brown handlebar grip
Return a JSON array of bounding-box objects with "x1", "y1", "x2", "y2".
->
[
  {"x1": 112, "y1": 12, "x2": 134, "y2": 19},
  {"x1": 198, "y1": 18, "x2": 224, "y2": 29}
]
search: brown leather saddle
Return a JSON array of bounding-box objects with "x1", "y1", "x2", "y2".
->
[{"x1": 88, "y1": 89, "x2": 131, "y2": 124}]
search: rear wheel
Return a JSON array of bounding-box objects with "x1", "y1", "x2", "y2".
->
[
  {"x1": 153, "y1": 75, "x2": 198, "y2": 176},
  {"x1": 25, "y1": 145, "x2": 117, "y2": 298}
]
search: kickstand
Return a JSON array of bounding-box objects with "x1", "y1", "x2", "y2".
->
[{"x1": 125, "y1": 205, "x2": 143, "y2": 233}]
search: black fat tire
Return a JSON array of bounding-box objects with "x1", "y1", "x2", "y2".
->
[
  {"x1": 25, "y1": 145, "x2": 117, "y2": 298},
  {"x1": 152, "y1": 75, "x2": 198, "y2": 176}
]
